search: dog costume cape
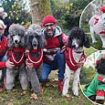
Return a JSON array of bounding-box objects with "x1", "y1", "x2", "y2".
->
[
  {"x1": 64, "y1": 47, "x2": 86, "y2": 72},
  {"x1": 7, "y1": 47, "x2": 25, "y2": 66},
  {"x1": 27, "y1": 49, "x2": 43, "y2": 69}
]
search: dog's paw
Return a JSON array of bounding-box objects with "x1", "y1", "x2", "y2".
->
[
  {"x1": 62, "y1": 93, "x2": 70, "y2": 98},
  {"x1": 72, "y1": 86, "x2": 79, "y2": 96},
  {"x1": 31, "y1": 93, "x2": 38, "y2": 100},
  {"x1": 21, "y1": 90, "x2": 27, "y2": 96}
]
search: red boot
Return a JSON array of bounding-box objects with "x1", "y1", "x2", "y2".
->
[{"x1": 57, "y1": 80, "x2": 63, "y2": 93}]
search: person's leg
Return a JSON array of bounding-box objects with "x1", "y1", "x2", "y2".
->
[
  {"x1": 40, "y1": 63, "x2": 51, "y2": 83},
  {"x1": 55, "y1": 52, "x2": 65, "y2": 93},
  {"x1": 55, "y1": 52, "x2": 65, "y2": 81}
]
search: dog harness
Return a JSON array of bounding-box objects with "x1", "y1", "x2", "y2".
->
[
  {"x1": 8, "y1": 47, "x2": 25, "y2": 66},
  {"x1": 0, "y1": 36, "x2": 8, "y2": 56},
  {"x1": 27, "y1": 49, "x2": 43, "y2": 69},
  {"x1": 64, "y1": 47, "x2": 86, "y2": 72}
]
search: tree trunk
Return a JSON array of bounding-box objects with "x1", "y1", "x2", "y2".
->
[{"x1": 30, "y1": 0, "x2": 52, "y2": 24}]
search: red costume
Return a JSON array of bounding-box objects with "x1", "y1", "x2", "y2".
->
[
  {"x1": 7, "y1": 47, "x2": 25, "y2": 66},
  {"x1": 64, "y1": 47, "x2": 86, "y2": 72},
  {"x1": 27, "y1": 49, "x2": 43, "y2": 69}
]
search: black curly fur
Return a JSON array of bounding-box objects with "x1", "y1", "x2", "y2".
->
[
  {"x1": 96, "y1": 58, "x2": 105, "y2": 75},
  {"x1": 68, "y1": 27, "x2": 90, "y2": 48}
]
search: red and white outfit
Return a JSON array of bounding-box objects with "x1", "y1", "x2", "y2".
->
[
  {"x1": 62, "y1": 47, "x2": 86, "y2": 96},
  {"x1": 7, "y1": 47, "x2": 25, "y2": 66},
  {"x1": 5, "y1": 47, "x2": 28, "y2": 91},
  {"x1": 27, "y1": 48, "x2": 43, "y2": 69}
]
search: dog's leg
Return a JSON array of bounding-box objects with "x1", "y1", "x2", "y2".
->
[
  {"x1": 90, "y1": 25, "x2": 97, "y2": 43},
  {"x1": 5, "y1": 69, "x2": 15, "y2": 91},
  {"x1": 31, "y1": 69, "x2": 41, "y2": 94},
  {"x1": 62, "y1": 64, "x2": 71, "y2": 97},
  {"x1": 19, "y1": 67, "x2": 28, "y2": 91},
  {"x1": 72, "y1": 68, "x2": 81, "y2": 96}
]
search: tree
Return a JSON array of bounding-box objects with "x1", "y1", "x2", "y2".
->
[{"x1": 30, "y1": 0, "x2": 52, "y2": 24}]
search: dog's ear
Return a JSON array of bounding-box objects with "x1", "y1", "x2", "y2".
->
[
  {"x1": 8, "y1": 34, "x2": 13, "y2": 48},
  {"x1": 83, "y1": 34, "x2": 90, "y2": 48},
  {"x1": 36, "y1": 34, "x2": 45, "y2": 48},
  {"x1": 67, "y1": 33, "x2": 72, "y2": 48},
  {"x1": 24, "y1": 31, "x2": 32, "y2": 50}
]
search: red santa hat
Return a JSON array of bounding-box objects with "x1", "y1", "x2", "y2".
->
[
  {"x1": 42, "y1": 15, "x2": 57, "y2": 26},
  {"x1": 100, "y1": 6, "x2": 105, "y2": 13}
]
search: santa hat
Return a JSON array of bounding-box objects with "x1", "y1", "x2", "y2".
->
[
  {"x1": 100, "y1": 6, "x2": 105, "y2": 13},
  {"x1": 42, "y1": 15, "x2": 57, "y2": 26}
]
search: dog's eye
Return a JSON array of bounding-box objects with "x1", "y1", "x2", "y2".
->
[{"x1": 11, "y1": 34, "x2": 15, "y2": 37}]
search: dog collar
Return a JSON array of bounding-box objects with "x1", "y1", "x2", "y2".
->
[{"x1": 28, "y1": 49, "x2": 43, "y2": 64}]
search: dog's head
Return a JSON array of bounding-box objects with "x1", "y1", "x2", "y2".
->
[
  {"x1": 96, "y1": 58, "x2": 105, "y2": 75},
  {"x1": 25, "y1": 24, "x2": 44, "y2": 50},
  {"x1": 68, "y1": 27, "x2": 90, "y2": 52},
  {"x1": 8, "y1": 24, "x2": 25, "y2": 48}
]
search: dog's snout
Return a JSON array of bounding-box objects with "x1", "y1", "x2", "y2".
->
[
  {"x1": 32, "y1": 37, "x2": 38, "y2": 46},
  {"x1": 72, "y1": 39, "x2": 79, "y2": 48},
  {"x1": 13, "y1": 35, "x2": 21, "y2": 44},
  {"x1": 15, "y1": 40, "x2": 18, "y2": 43}
]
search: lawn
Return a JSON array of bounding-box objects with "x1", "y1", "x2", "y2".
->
[{"x1": 0, "y1": 47, "x2": 96, "y2": 105}]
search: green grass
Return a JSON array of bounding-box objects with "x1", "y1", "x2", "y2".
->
[
  {"x1": 0, "y1": 80, "x2": 92, "y2": 105},
  {"x1": 0, "y1": 47, "x2": 97, "y2": 105}
]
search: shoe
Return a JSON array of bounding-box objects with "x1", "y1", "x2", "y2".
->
[{"x1": 57, "y1": 80, "x2": 63, "y2": 93}]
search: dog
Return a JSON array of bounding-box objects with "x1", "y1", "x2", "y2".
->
[
  {"x1": 89, "y1": 6, "x2": 105, "y2": 48},
  {"x1": 5, "y1": 24, "x2": 28, "y2": 91},
  {"x1": 25, "y1": 24, "x2": 44, "y2": 99},
  {"x1": 62, "y1": 27, "x2": 90, "y2": 97},
  {"x1": 84, "y1": 58, "x2": 105, "y2": 105}
]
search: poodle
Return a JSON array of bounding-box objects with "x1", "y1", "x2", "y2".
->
[
  {"x1": 5, "y1": 24, "x2": 28, "y2": 91},
  {"x1": 25, "y1": 24, "x2": 44, "y2": 99},
  {"x1": 62, "y1": 27, "x2": 90, "y2": 97}
]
